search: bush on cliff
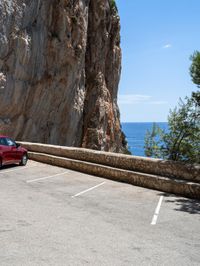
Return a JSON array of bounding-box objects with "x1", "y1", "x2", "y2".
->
[{"x1": 110, "y1": 0, "x2": 118, "y2": 14}]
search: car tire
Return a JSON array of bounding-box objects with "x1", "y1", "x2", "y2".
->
[
  {"x1": 0, "y1": 159, "x2": 2, "y2": 169},
  {"x1": 20, "y1": 154, "x2": 28, "y2": 166}
]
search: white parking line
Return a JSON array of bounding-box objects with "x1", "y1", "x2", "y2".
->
[
  {"x1": 151, "y1": 196, "x2": 164, "y2": 225},
  {"x1": 72, "y1": 182, "x2": 106, "y2": 198},
  {"x1": 26, "y1": 171, "x2": 69, "y2": 183},
  {"x1": 0, "y1": 165, "x2": 39, "y2": 174}
]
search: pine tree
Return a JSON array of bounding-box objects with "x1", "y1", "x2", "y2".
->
[{"x1": 144, "y1": 51, "x2": 200, "y2": 163}]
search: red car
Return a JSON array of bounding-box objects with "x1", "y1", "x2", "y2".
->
[{"x1": 0, "y1": 136, "x2": 28, "y2": 168}]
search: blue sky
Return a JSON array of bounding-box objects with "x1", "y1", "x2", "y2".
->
[{"x1": 116, "y1": 0, "x2": 200, "y2": 122}]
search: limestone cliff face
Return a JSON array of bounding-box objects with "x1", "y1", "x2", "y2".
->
[{"x1": 0, "y1": 0, "x2": 126, "y2": 152}]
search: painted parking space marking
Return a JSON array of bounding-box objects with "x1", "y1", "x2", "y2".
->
[
  {"x1": 26, "y1": 171, "x2": 69, "y2": 183},
  {"x1": 0, "y1": 165, "x2": 39, "y2": 174},
  {"x1": 151, "y1": 196, "x2": 164, "y2": 225},
  {"x1": 72, "y1": 181, "x2": 106, "y2": 198}
]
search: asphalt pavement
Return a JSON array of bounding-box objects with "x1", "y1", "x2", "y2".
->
[{"x1": 0, "y1": 160, "x2": 200, "y2": 266}]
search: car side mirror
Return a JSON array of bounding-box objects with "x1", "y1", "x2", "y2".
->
[{"x1": 16, "y1": 143, "x2": 20, "y2": 148}]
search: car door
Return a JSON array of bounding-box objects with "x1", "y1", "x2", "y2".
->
[{"x1": 5, "y1": 138, "x2": 18, "y2": 163}]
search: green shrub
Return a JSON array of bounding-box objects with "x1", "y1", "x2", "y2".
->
[
  {"x1": 110, "y1": 0, "x2": 118, "y2": 14},
  {"x1": 144, "y1": 51, "x2": 200, "y2": 164}
]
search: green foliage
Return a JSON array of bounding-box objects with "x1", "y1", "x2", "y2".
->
[
  {"x1": 144, "y1": 92, "x2": 200, "y2": 163},
  {"x1": 144, "y1": 51, "x2": 200, "y2": 164},
  {"x1": 190, "y1": 51, "x2": 200, "y2": 87},
  {"x1": 163, "y1": 93, "x2": 200, "y2": 163},
  {"x1": 144, "y1": 123, "x2": 163, "y2": 158},
  {"x1": 110, "y1": 0, "x2": 118, "y2": 14}
]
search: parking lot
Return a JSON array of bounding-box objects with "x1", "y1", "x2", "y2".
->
[{"x1": 0, "y1": 160, "x2": 200, "y2": 266}]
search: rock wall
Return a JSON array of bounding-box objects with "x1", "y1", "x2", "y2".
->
[
  {"x1": 18, "y1": 141, "x2": 200, "y2": 200},
  {"x1": 0, "y1": 0, "x2": 127, "y2": 153},
  {"x1": 19, "y1": 141, "x2": 200, "y2": 183}
]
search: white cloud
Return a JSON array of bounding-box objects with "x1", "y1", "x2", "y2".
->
[
  {"x1": 162, "y1": 44, "x2": 172, "y2": 49},
  {"x1": 118, "y1": 94, "x2": 151, "y2": 104},
  {"x1": 118, "y1": 94, "x2": 168, "y2": 105},
  {"x1": 149, "y1": 101, "x2": 168, "y2": 105}
]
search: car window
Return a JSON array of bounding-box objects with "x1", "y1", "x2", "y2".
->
[
  {"x1": 6, "y1": 138, "x2": 16, "y2": 147},
  {"x1": 0, "y1": 137, "x2": 7, "y2": 146}
]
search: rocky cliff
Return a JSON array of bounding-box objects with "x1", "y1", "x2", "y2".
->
[{"x1": 0, "y1": 0, "x2": 127, "y2": 153}]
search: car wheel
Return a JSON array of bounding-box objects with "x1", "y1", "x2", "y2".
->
[
  {"x1": 0, "y1": 159, "x2": 2, "y2": 169},
  {"x1": 20, "y1": 154, "x2": 28, "y2": 166}
]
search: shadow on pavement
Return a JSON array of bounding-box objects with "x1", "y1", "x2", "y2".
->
[
  {"x1": 158, "y1": 192, "x2": 200, "y2": 215},
  {"x1": 0, "y1": 164, "x2": 19, "y2": 170}
]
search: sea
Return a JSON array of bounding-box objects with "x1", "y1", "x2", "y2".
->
[{"x1": 121, "y1": 122, "x2": 168, "y2": 157}]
